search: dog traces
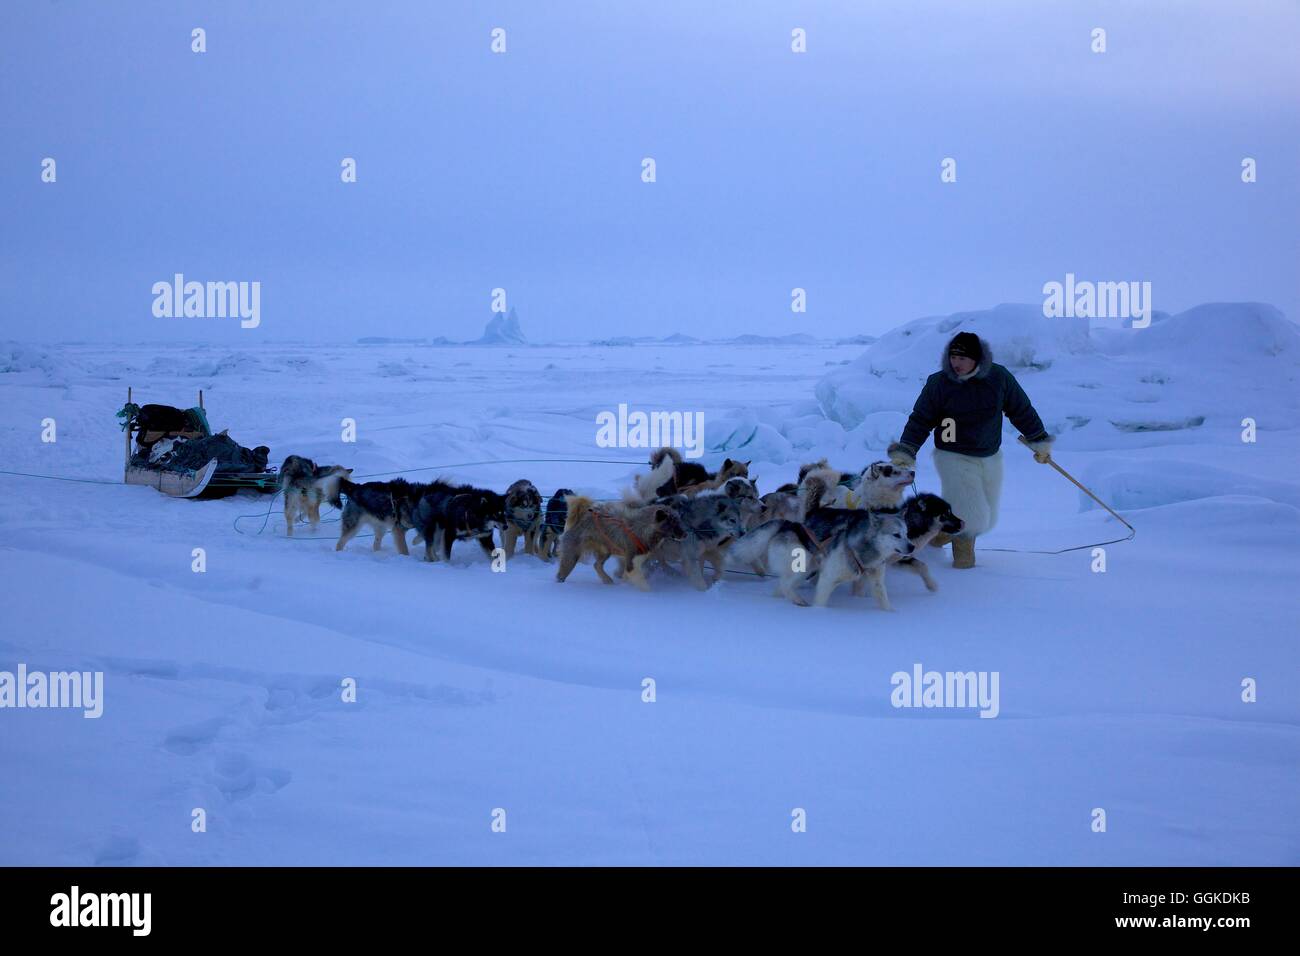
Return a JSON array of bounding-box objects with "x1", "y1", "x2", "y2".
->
[
  {"x1": 162, "y1": 718, "x2": 226, "y2": 756},
  {"x1": 260, "y1": 677, "x2": 342, "y2": 725},
  {"x1": 212, "y1": 751, "x2": 292, "y2": 802},
  {"x1": 126, "y1": 661, "x2": 181, "y2": 680},
  {"x1": 92, "y1": 834, "x2": 143, "y2": 866}
]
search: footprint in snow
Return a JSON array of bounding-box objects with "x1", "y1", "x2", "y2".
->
[
  {"x1": 212, "y1": 751, "x2": 292, "y2": 802},
  {"x1": 93, "y1": 834, "x2": 142, "y2": 866},
  {"x1": 162, "y1": 718, "x2": 225, "y2": 756}
]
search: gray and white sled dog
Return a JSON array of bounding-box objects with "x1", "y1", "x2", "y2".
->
[
  {"x1": 278, "y1": 454, "x2": 352, "y2": 536},
  {"x1": 756, "y1": 482, "x2": 803, "y2": 526},
  {"x1": 853, "y1": 461, "x2": 916, "y2": 509},
  {"x1": 654, "y1": 491, "x2": 751, "y2": 589},
  {"x1": 798, "y1": 459, "x2": 915, "y2": 511},
  {"x1": 719, "y1": 476, "x2": 764, "y2": 529},
  {"x1": 632, "y1": 447, "x2": 751, "y2": 502},
  {"x1": 800, "y1": 471, "x2": 916, "y2": 606},
  {"x1": 726, "y1": 518, "x2": 822, "y2": 606},
  {"x1": 730, "y1": 508, "x2": 913, "y2": 609},
  {"x1": 801, "y1": 508, "x2": 915, "y2": 609}
]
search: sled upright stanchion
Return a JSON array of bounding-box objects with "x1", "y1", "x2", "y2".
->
[{"x1": 124, "y1": 386, "x2": 133, "y2": 479}]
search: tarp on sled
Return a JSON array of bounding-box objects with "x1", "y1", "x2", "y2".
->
[{"x1": 119, "y1": 395, "x2": 276, "y2": 497}]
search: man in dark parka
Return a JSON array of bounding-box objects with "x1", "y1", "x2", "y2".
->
[{"x1": 887, "y1": 331, "x2": 1054, "y2": 568}]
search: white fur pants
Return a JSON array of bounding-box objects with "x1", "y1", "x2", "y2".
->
[{"x1": 932, "y1": 448, "x2": 1003, "y2": 538}]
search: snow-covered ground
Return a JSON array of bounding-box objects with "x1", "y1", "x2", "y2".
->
[{"x1": 1, "y1": 307, "x2": 1298, "y2": 865}]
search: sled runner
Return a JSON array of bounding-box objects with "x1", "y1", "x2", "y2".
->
[
  {"x1": 119, "y1": 387, "x2": 278, "y2": 498},
  {"x1": 126, "y1": 456, "x2": 220, "y2": 497}
]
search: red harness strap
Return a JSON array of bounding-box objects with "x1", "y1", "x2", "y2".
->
[{"x1": 592, "y1": 509, "x2": 649, "y2": 555}]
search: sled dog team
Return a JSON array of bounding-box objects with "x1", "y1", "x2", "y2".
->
[{"x1": 278, "y1": 447, "x2": 964, "y2": 609}]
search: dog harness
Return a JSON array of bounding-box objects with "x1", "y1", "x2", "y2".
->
[
  {"x1": 805, "y1": 527, "x2": 864, "y2": 575},
  {"x1": 845, "y1": 542, "x2": 867, "y2": 576},
  {"x1": 591, "y1": 510, "x2": 649, "y2": 555}
]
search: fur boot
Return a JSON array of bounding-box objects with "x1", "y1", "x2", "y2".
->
[{"x1": 952, "y1": 536, "x2": 976, "y2": 569}]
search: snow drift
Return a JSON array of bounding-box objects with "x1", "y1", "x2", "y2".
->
[{"x1": 815, "y1": 302, "x2": 1300, "y2": 451}]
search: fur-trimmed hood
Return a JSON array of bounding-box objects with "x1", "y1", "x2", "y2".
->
[
  {"x1": 939, "y1": 333, "x2": 994, "y2": 382},
  {"x1": 897, "y1": 334, "x2": 1049, "y2": 459}
]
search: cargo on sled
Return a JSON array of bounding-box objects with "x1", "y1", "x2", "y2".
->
[{"x1": 117, "y1": 387, "x2": 277, "y2": 498}]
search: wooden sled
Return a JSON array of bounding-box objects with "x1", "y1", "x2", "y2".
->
[
  {"x1": 121, "y1": 387, "x2": 276, "y2": 498},
  {"x1": 125, "y1": 457, "x2": 219, "y2": 498}
]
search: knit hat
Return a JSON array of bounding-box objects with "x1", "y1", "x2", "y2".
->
[{"x1": 947, "y1": 332, "x2": 982, "y2": 362}]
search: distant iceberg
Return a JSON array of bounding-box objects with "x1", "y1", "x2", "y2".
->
[
  {"x1": 475, "y1": 307, "x2": 528, "y2": 346},
  {"x1": 358, "y1": 308, "x2": 529, "y2": 347}
]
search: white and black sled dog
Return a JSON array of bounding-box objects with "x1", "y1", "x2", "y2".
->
[{"x1": 730, "y1": 509, "x2": 913, "y2": 608}]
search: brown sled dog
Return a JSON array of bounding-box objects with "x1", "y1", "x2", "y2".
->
[{"x1": 555, "y1": 495, "x2": 687, "y2": 591}]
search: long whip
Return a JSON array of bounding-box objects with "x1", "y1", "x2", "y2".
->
[{"x1": 1016, "y1": 435, "x2": 1134, "y2": 532}]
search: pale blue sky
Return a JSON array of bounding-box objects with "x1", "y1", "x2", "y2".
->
[{"x1": 2, "y1": 0, "x2": 1297, "y2": 343}]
